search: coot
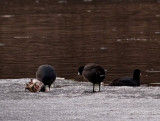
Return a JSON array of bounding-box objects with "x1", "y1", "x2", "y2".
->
[
  {"x1": 78, "y1": 63, "x2": 106, "y2": 92},
  {"x1": 36, "y1": 65, "x2": 56, "y2": 90},
  {"x1": 109, "y1": 69, "x2": 141, "y2": 86}
]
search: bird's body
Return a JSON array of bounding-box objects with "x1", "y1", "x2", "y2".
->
[
  {"x1": 36, "y1": 65, "x2": 56, "y2": 90},
  {"x1": 78, "y1": 63, "x2": 106, "y2": 92},
  {"x1": 109, "y1": 69, "x2": 141, "y2": 86}
]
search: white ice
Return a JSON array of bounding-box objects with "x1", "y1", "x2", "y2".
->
[{"x1": 0, "y1": 78, "x2": 160, "y2": 121}]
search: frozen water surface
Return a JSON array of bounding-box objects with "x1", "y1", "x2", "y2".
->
[{"x1": 0, "y1": 78, "x2": 160, "y2": 121}]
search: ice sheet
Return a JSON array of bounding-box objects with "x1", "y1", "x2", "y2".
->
[{"x1": 0, "y1": 78, "x2": 160, "y2": 121}]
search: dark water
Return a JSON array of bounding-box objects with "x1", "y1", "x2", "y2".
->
[{"x1": 0, "y1": 0, "x2": 160, "y2": 84}]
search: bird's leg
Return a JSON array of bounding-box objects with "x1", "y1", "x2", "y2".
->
[
  {"x1": 99, "y1": 83, "x2": 101, "y2": 92},
  {"x1": 48, "y1": 85, "x2": 50, "y2": 91},
  {"x1": 93, "y1": 84, "x2": 95, "y2": 92}
]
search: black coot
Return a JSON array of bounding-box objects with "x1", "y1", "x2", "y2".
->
[
  {"x1": 78, "y1": 63, "x2": 106, "y2": 92},
  {"x1": 36, "y1": 65, "x2": 56, "y2": 90},
  {"x1": 109, "y1": 69, "x2": 141, "y2": 86}
]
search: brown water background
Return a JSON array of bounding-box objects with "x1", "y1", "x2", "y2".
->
[{"x1": 0, "y1": 0, "x2": 160, "y2": 84}]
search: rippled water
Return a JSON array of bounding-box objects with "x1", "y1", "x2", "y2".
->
[{"x1": 0, "y1": 0, "x2": 160, "y2": 84}]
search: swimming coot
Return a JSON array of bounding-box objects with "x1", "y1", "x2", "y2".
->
[{"x1": 109, "y1": 69, "x2": 141, "y2": 86}]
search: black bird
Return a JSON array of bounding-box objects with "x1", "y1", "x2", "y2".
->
[
  {"x1": 78, "y1": 63, "x2": 106, "y2": 92},
  {"x1": 109, "y1": 69, "x2": 141, "y2": 86},
  {"x1": 36, "y1": 65, "x2": 56, "y2": 91}
]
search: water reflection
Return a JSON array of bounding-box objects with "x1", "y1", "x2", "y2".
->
[{"x1": 0, "y1": 0, "x2": 160, "y2": 84}]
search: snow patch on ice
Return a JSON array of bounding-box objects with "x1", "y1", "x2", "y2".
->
[
  {"x1": 84, "y1": 0, "x2": 92, "y2": 2},
  {"x1": 155, "y1": 32, "x2": 160, "y2": 34},
  {"x1": 117, "y1": 38, "x2": 148, "y2": 42},
  {"x1": 58, "y1": 0, "x2": 67, "y2": 4},
  {"x1": 100, "y1": 47, "x2": 107, "y2": 50},
  {"x1": 13, "y1": 36, "x2": 31, "y2": 39},
  {"x1": 1, "y1": 15, "x2": 14, "y2": 18},
  {"x1": 155, "y1": 15, "x2": 160, "y2": 17},
  {"x1": 0, "y1": 43, "x2": 5, "y2": 46},
  {"x1": 145, "y1": 69, "x2": 160, "y2": 73}
]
